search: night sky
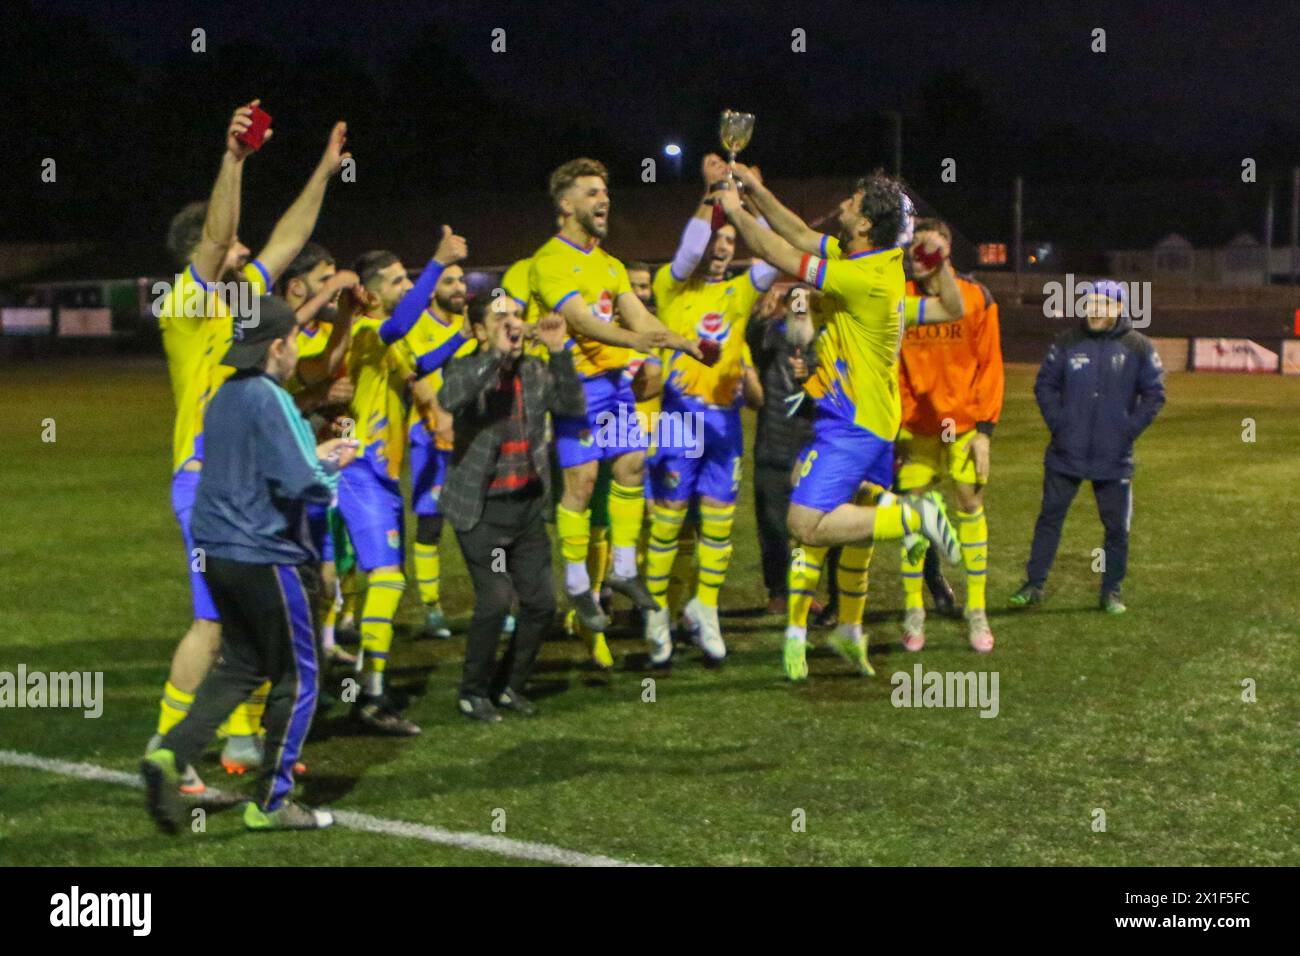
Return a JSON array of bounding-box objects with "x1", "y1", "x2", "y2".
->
[{"x1": 7, "y1": 0, "x2": 1300, "y2": 260}]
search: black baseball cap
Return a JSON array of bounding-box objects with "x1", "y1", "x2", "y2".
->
[{"x1": 222, "y1": 295, "x2": 299, "y2": 370}]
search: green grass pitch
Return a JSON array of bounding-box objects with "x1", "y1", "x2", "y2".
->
[{"x1": 1, "y1": 358, "x2": 1298, "y2": 865}]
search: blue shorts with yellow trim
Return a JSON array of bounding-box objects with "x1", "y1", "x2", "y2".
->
[
  {"x1": 789, "y1": 410, "x2": 895, "y2": 513},
  {"x1": 408, "y1": 422, "x2": 449, "y2": 517},
  {"x1": 649, "y1": 398, "x2": 742, "y2": 504},
  {"x1": 337, "y1": 461, "x2": 404, "y2": 571},
  {"x1": 554, "y1": 371, "x2": 645, "y2": 469},
  {"x1": 171, "y1": 469, "x2": 219, "y2": 622}
]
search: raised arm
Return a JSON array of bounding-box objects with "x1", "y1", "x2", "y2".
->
[
  {"x1": 717, "y1": 184, "x2": 806, "y2": 278},
  {"x1": 730, "y1": 162, "x2": 823, "y2": 255},
  {"x1": 379, "y1": 227, "x2": 467, "y2": 344},
  {"x1": 255, "y1": 122, "x2": 351, "y2": 285},
  {"x1": 190, "y1": 103, "x2": 264, "y2": 282}
]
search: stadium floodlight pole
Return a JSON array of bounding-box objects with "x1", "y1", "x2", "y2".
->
[
  {"x1": 1263, "y1": 182, "x2": 1274, "y2": 285},
  {"x1": 1284, "y1": 166, "x2": 1294, "y2": 286},
  {"x1": 1013, "y1": 175, "x2": 1024, "y2": 293}
]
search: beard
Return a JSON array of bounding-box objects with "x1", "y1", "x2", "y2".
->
[
  {"x1": 579, "y1": 208, "x2": 608, "y2": 239},
  {"x1": 435, "y1": 292, "x2": 466, "y2": 315},
  {"x1": 784, "y1": 315, "x2": 814, "y2": 349}
]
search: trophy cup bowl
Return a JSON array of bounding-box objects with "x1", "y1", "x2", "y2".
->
[{"x1": 720, "y1": 110, "x2": 755, "y2": 156}]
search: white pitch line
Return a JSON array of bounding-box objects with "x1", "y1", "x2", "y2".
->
[{"x1": 0, "y1": 749, "x2": 653, "y2": 868}]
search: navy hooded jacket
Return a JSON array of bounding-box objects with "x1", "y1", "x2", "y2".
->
[
  {"x1": 192, "y1": 370, "x2": 340, "y2": 565},
  {"x1": 1033, "y1": 312, "x2": 1166, "y2": 481}
]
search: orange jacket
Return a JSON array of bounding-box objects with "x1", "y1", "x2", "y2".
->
[{"x1": 900, "y1": 275, "x2": 1004, "y2": 436}]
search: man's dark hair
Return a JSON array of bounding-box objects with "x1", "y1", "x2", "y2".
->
[
  {"x1": 549, "y1": 157, "x2": 609, "y2": 208},
  {"x1": 166, "y1": 201, "x2": 208, "y2": 269},
  {"x1": 468, "y1": 293, "x2": 493, "y2": 327},
  {"x1": 854, "y1": 170, "x2": 907, "y2": 248},
  {"x1": 627, "y1": 261, "x2": 653, "y2": 276},
  {"x1": 353, "y1": 250, "x2": 400, "y2": 290},
  {"x1": 281, "y1": 242, "x2": 335, "y2": 289}
]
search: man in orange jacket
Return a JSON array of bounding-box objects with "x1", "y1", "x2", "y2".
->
[{"x1": 897, "y1": 218, "x2": 1004, "y2": 653}]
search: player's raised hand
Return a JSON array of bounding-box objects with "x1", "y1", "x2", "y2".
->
[
  {"x1": 730, "y1": 161, "x2": 762, "y2": 192},
  {"x1": 328, "y1": 269, "x2": 360, "y2": 293},
  {"x1": 910, "y1": 233, "x2": 951, "y2": 278},
  {"x1": 434, "y1": 225, "x2": 468, "y2": 266},
  {"x1": 227, "y1": 100, "x2": 271, "y2": 160},
  {"x1": 702, "y1": 152, "x2": 729, "y2": 187},
  {"x1": 536, "y1": 312, "x2": 569, "y2": 353},
  {"x1": 319, "y1": 121, "x2": 351, "y2": 176},
  {"x1": 716, "y1": 180, "x2": 743, "y2": 217}
]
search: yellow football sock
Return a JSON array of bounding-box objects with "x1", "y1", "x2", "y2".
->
[
  {"x1": 645, "y1": 504, "x2": 687, "y2": 606},
  {"x1": 608, "y1": 481, "x2": 646, "y2": 578},
  {"x1": 788, "y1": 544, "x2": 827, "y2": 630},
  {"x1": 156, "y1": 680, "x2": 193, "y2": 736},
  {"x1": 696, "y1": 503, "x2": 735, "y2": 608},
  {"x1": 835, "y1": 544, "x2": 874, "y2": 627},
  {"x1": 340, "y1": 570, "x2": 362, "y2": 625},
  {"x1": 957, "y1": 507, "x2": 989, "y2": 612},
  {"x1": 219, "y1": 682, "x2": 270, "y2": 737},
  {"x1": 361, "y1": 570, "x2": 406, "y2": 679},
  {"x1": 901, "y1": 546, "x2": 926, "y2": 610},
  {"x1": 556, "y1": 504, "x2": 592, "y2": 591},
  {"x1": 588, "y1": 524, "x2": 611, "y2": 593},
  {"x1": 667, "y1": 525, "x2": 696, "y2": 616},
  {"x1": 413, "y1": 542, "x2": 441, "y2": 607},
  {"x1": 871, "y1": 496, "x2": 920, "y2": 542}
]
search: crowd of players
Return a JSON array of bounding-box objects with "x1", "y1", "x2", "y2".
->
[{"x1": 139, "y1": 100, "x2": 1158, "y2": 832}]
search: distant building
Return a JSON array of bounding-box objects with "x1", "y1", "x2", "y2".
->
[{"x1": 1105, "y1": 232, "x2": 1299, "y2": 286}]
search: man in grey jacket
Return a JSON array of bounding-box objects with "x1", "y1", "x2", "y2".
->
[
  {"x1": 438, "y1": 295, "x2": 585, "y2": 722},
  {"x1": 142, "y1": 296, "x2": 358, "y2": 833}
]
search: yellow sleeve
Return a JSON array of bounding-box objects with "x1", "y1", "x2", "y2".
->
[
  {"x1": 501, "y1": 259, "x2": 531, "y2": 307},
  {"x1": 241, "y1": 260, "x2": 271, "y2": 295},
  {"x1": 820, "y1": 235, "x2": 842, "y2": 260},
  {"x1": 903, "y1": 295, "x2": 925, "y2": 327},
  {"x1": 653, "y1": 263, "x2": 684, "y2": 314},
  {"x1": 529, "y1": 250, "x2": 579, "y2": 312},
  {"x1": 612, "y1": 257, "x2": 632, "y2": 298}
]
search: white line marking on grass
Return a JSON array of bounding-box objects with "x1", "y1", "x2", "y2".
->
[{"x1": 0, "y1": 749, "x2": 653, "y2": 867}]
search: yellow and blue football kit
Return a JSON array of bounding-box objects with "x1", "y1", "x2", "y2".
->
[
  {"x1": 529, "y1": 235, "x2": 644, "y2": 468},
  {"x1": 159, "y1": 260, "x2": 270, "y2": 621},
  {"x1": 791, "y1": 235, "x2": 906, "y2": 511}
]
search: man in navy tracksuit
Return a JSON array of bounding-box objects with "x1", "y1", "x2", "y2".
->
[
  {"x1": 1009, "y1": 281, "x2": 1165, "y2": 614},
  {"x1": 142, "y1": 295, "x2": 358, "y2": 834}
]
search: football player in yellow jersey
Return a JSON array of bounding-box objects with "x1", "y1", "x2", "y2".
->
[
  {"x1": 396, "y1": 263, "x2": 476, "y2": 640},
  {"x1": 718, "y1": 165, "x2": 965, "y2": 681},
  {"x1": 528, "y1": 158, "x2": 703, "y2": 634},
  {"x1": 642, "y1": 154, "x2": 776, "y2": 665},
  {"x1": 281, "y1": 243, "x2": 361, "y2": 667},
  {"x1": 337, "y1": 226, "x2": 468, "y2": 736},
  {"x1": 151, "y1": 105, "x2": 352, "y2": 780}
]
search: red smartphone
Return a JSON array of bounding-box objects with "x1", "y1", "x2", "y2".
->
[
  {"x1": 698, "y1": 338, "x2": 721, "y2": 366},
  {"x1": 236, "y1": 105, "x2": 272, "y2": 151}
]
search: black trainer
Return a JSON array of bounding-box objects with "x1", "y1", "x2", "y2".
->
[
  {"x1": 1007, "y1": 583, "x2": 1044, "y2": 609},
  {"x1": 353, "y1": 693, "x2": 422, "y2": 736},
  {"x1": 458, "y1": 695, "x2": 503, "y2": 723},
  {"x1": 605, "y1": 573, "x2": 660, "y2": 611},
  {"x1": 924, "y1": 548, "x2": 962, "y2": 618},
  {"x1": 496, "y1": 688, "x2": 538, "y2": 717},
  {"x1": 570, "y1": 589, "x2": 609, "y2": 632}
]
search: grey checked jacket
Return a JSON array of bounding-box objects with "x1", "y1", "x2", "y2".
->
[{"x1": 437, "y1": 347, "x2": 586, "y2": 532}]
